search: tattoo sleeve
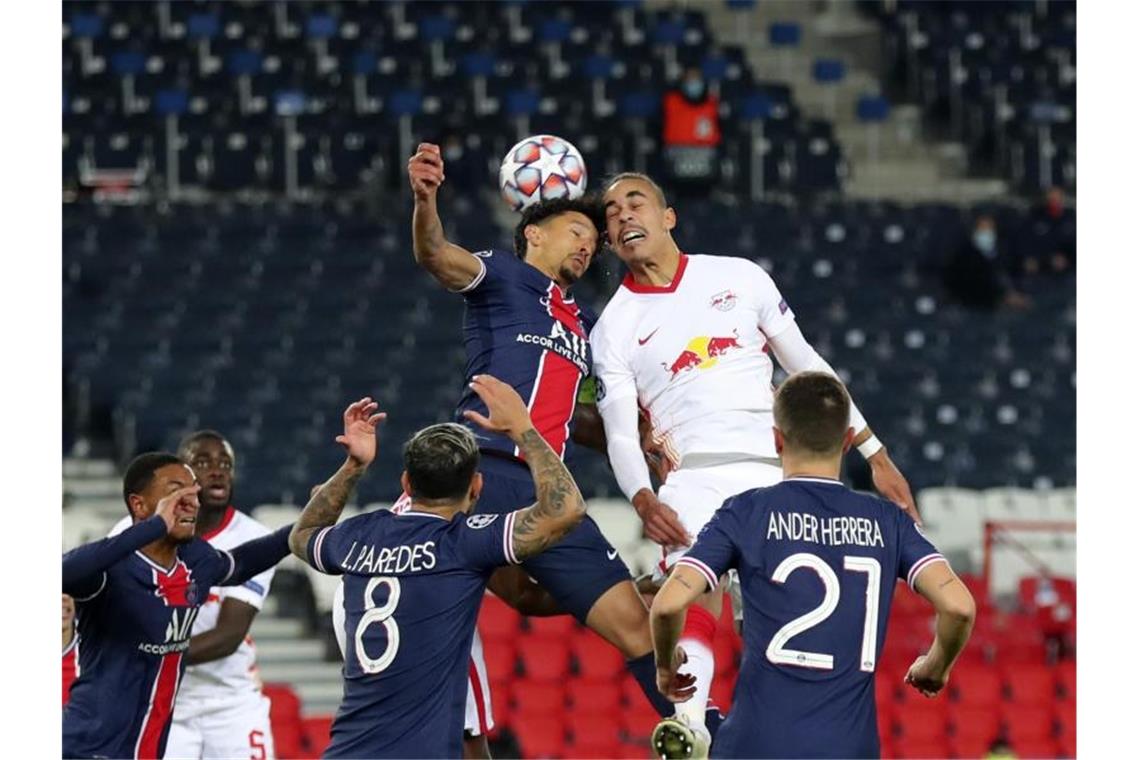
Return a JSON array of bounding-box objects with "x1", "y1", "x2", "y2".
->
[
  {"x1": 510, "y1": 428, "x2": 587, "y2": 561},
  {"x1": 288, "y1": 459, "x2": 366, "y2": 562}
]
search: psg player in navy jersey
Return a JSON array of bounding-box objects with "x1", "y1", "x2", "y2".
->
[
  {"x1": 62, "y1": 454, "x2": 295, "y2": 759},
  {"x1": 651, "y1": 373, "x2": 976, "y2": 759},
  {"x1": 408, "y1": 143, "x2": 677, "y2": 717},
  {"x1": 291, "y1": 375, "x2": 589, "y2": 758}
]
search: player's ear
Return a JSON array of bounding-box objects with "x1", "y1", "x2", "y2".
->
[
  {"x1": 772, "y1": 427, "x2": 785, "y2": 456},
  {"x1": 399, "y1": 471, "x2": 412, "y2": 500},
  {"x1": 523, "y1": 223, "x2": 543, "y2": 251},
  {"x1": 841, "y1": 427, "x2": 856, "y2": 454},
  {"x1": 127, "y1": 493, "x2": 147, "y2": 521},
  {"x1": 663, "y1": 206, "x2": 677, "y2": 231},
  {"x1": 469, "y1": 472, "x2": 484, "y2": 505}
]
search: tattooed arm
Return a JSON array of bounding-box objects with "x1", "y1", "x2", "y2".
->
[
  {"x1": 289, "y1": 398, "x2": 386, "y2": 560},
  {"x1": 462, "y1": 374, "x2": 587, "y2": 563},
  {"x1": 409, "y1": 142, "x2": 483, "y2": 291}
]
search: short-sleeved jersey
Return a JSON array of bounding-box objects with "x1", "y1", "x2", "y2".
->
[
  {"x1": 305, "y1": 508, "x2": 520, "y2": 758},
  {"x1": 64, "y1": 538, "x2": 241, "y2": 760},
  {"x1": 592, "y1": 254, "x2": 797, "y2": 466},
  {"x1": 454, "y1": 249, "x2": 595, "y2": 461},
  {"x1": 111, "y1": 507, "x2": 275, "y2": 715},
  {"x1": 678, "y1": 477, "x2": 945, "y2": 759}
]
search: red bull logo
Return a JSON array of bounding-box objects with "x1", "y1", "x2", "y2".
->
[{"x1": 662, "y1": 331, "x2": 743, "y2": 378}]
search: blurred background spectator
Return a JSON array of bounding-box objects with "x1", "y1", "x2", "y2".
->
[
  {"x1": 944, "y1": 214, "x2": 1031, "y2": 311},
  {"x1": 662, "y1": 66, "x2": 722, "y2": 194}
]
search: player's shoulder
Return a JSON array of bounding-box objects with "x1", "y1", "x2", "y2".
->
[{"x1": 594, "y1": 287, "x2": 638, "y2": 336}]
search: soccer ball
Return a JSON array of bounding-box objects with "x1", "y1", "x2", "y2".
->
[{"x1": 498, "y1": 134, "x2": 588, "y2": 212}]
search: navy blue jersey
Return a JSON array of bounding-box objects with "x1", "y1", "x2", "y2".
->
[
  {"x1": 679, "y1": 477, "x2": 945, "y2": 759},
  {"x1": 62, "y1": 518, "x2": 287, "y2": 759},
  {"x1": 307, "y1": 508, "x2": 520, "y2": 758},
  {"x1": 454, "y1": 249, "x2": 595, "y2": 461}
]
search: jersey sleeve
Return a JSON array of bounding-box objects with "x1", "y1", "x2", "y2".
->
[
  {"x1": 748, "y1": 261, "x2": 797, "y2": 339},
  {"x1": 896, "y1": 511, "x2": 947, "y2": 590},
  {"x1": 305, "y1": 516, "x2": 369, "y2": 576},
  {"x1": 455, "y1": 248, "x2": 514, "y2": 298},
  {"x1": 450, "y1": 512, "x2": 522, "y2": 573},
  {"x1": 676, "y1": 495, "x2": 745, "y2": 592},
  {"x1": 219, "y1": 563, "x2": 275, "y2": 610},
  {"x1": 591, "y1": 317, "x2": 638, "y2": 412}
]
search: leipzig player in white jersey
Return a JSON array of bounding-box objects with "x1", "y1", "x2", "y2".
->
[
  {"x1": 592, "y1": 173, "x2": 918, "y2": 756},
  {"x1": 112, "y1": 431, "x2": 276, "y2": 760}
]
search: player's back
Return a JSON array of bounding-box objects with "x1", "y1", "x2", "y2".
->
[
  {"x1": 314, "y1": 508, "x2": 517, "y2": 758},
  {"x1": 686, "y1": 477, "x2": 942, "y2": 759}
]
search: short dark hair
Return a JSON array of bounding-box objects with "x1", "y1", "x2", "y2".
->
[
  {"x1": 603, "y1": 172, "x2": 668, "y2": 207},
  {"x1": 403, "y1": 423, "x2": 481, "y2": 502},
  {"x1": 122, "y1": 452, "x2": 185, "y2": 508},
  {"x1": 773, "y1": 372, "x2": 852, "y2": 456},
  {"x1": 512, "y1": 195, "x2": 606, "y2": 260},
  {"x1": 177, "y1": 429, "x2": 229, "y2": 459}
]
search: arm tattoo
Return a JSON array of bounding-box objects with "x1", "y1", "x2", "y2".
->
[
  {"x1": 511, "y1": 428, "x2": 586, "y2": 561},
  {"x1": 288, "y1": 461, "x2": 365, "y2": 561},
  {"x1": 675, "y1": 575, "x2": 694, "y2": 591},
  {"x1": 938, "y1": 577, "x2": 956, "y2": 589}
]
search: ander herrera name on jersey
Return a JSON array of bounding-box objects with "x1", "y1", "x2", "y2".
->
[
  {"x1": 767, "y1": 510, "x2": 886, "y2": 548},
  {"x1": 337, "y1": 540, "x2": 438, "y2": 575}
]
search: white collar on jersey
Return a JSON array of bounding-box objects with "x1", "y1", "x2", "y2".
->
[
  {"x1": 398, "y1": 510, "x2": 450, "y2": 521},
  {"x1": 785, "y1": 476, "x2": 844, "y2": 485}
]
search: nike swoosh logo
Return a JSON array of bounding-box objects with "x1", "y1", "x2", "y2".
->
[
  {"x1": 638, "y1": 328, "x2": 660, "y2": 345},
  {"x1": 606, "y1": 549, "x2": 619, "y2": 560}
]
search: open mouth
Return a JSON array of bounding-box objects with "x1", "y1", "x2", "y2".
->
[
  {"x1": 177, "y1": 516, "x2": 197, "y2": 527},
  {"x1": 205, "y1": 486, "x2": 227, "y2": 500},
  {"x1": 620, "y1": 229, "x2": 647, "y2": 245}
]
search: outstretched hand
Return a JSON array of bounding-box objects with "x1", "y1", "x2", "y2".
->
[
  {"x1": 656, "y1": 646, "x2": 698, "y2": 703},
  {"x1": 462, "y1": 374, "x2": 534, "y2": 439},
  {"x1": 408, "y1": 142, "x2": 445, "y2": 201},
  {"x1": 336, "y1": 397, "x2": 387, "y2": 467}
]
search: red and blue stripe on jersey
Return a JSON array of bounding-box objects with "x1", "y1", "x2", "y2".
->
[{"x1": 456, "y1": 249, "x2": 594, "y2": 461}]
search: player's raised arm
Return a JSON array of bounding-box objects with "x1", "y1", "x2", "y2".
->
[
  {"x1": 463, "y1": 375, "x2": 587, "y2": 561},
  {"x1": 288, "y1": 398, "x2": 387, "y2": 561},
  {"x1": 766, "y1": 321, "x2": 920, "y2": 523},
  {"x1": 409, "y1": 142, "x2": 484, "y2": 291},
  {"x1": 906, "y1": 561, "x2": 976, "y2": 697}
]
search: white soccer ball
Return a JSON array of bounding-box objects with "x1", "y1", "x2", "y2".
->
[{"x1": 498, "y1": 134, "x2": 588, "y2": 211}]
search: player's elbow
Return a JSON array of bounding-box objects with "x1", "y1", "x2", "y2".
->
[
  {"x1": 940, "y1": 587, "x2": 976, "y2": 626},
  {"x1": 287, "y1": 527, "x2": 309, "y2": 561}
]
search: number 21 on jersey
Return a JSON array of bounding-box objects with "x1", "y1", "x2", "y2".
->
[{"x1": 766, "y1": 553, "x2": 882, "y2": 673}]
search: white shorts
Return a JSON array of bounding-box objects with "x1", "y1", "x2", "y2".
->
[
  {"x1": 332, "y1": 581, "x2": 494, "y2": 736},
  {"x1": 164, "y1": 694, "x2": 275, "y2": 760},
  {"x1": 655, "y1": 458, "x2": 783, "y2": 578}
]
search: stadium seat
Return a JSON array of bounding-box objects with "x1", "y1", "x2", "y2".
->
[
  {"x1": 490, "y1": 679, "x2": 512, "y2": 734},
  {"x1": 1055, "y1": 660, "x2": 1076, "y2": 701},
  {"x1": 570, "y1": 630, "x2": 626, "y2": 679},
  {"x1": 512, "y1": 680, "x2": 566, "y2": 718},
  {"x1": 527, "y1": 616, "x2": 578, "y2": 636},
  {"x1": 877, "y1": 700, "x2": 895, "y2": 745},
  {"x1": 1055, "y1": 700, "x2": 1075, "y2": 739},
  {"x1": 568, "y1": 715, "x2": 623, "y2": 753},
  {"x1": 952, "y1": 664, "x2": 1004, "y2": 707},
  {"x1": 1004, "y1": 663, "x2": 1058, "y2": 706},
  {"x1": 511, "y1": 715, "x2": 566, "y2": 759},
  {"x1": 1058, "y1": 734, "x2": 1076, "y2": 758},
  {"x1": 949, "y1": 704, "x2": 1002, "y2": 746},
  {"x1": 566, "y1": 678, "x2": 622, "y2": 716},
  {"x1": 483, "y1": 640, "x2": 518, "y2": 682},
  {"x1": 1008, "y1": 738, "x2": 1063, "y2": 759},
  {"x1": 518, "y1": 635, "x2": 571, "y2": 681},
  {"x1": 892, "y1": 737, "x2": 950, "y2": 759},
  {"x1": 302, "y1": 716, "x2": 333, "y2": 757},
  {"x1": 893, "y1": 698, "x2": 948, "y2": 743},
  {"x1": 263, "y1": 683, "x2": 306, "y2": 760},
  {"x1": 948, "y1": 735, "x2": 996, "y2": 760},
  {"x1": 875, "y1": 673, "x2": 899, "y2": 707},
  {"x1": 1002, "y1": 704, "x2": 1055, "y2": 744},
  {"x1": 478, "y1": 594, "x2": 523, "y2": 642}
]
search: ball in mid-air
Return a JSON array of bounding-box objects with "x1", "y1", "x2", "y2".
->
[{"x1": 498, "y1": 134, "x2": 587, "y2": 211}]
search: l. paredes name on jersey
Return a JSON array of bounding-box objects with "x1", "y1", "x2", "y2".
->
[
  {"x1": 340, "y1": 540, "x2": 438, "y2": 575},
  {"x1": 515, "y1": 319, "x2": 589, "y2": 374},
  {"x1": 767, "y1": 511, "x2": 885, "y2": 548}
]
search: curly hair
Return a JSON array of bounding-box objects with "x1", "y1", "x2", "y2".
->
[{"x1": 512, "y1": 195, "x2": 606, "y2": 260}]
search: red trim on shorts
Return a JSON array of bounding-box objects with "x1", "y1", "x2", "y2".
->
[{"x1": 468, "y1": 659, "x2": 490, "y2": 735}]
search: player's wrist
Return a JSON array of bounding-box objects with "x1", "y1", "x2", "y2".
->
[
  {"x1": 631, "y1": 488, "x2": 658, "y2": 513},
  {"x1": 506, "y1": 423, "x2": 538, "y2": 443}
]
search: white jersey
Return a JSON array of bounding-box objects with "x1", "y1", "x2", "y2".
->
[
  {"x1": 592, "y1": 253, "x2": 796, "y2": 466},
  {"x1": 109, "y1": 508, "x2": 274, "y2": 716}
]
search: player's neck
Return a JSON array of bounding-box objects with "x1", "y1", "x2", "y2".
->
[
  {"x1": 196, "y1": 504, "x2": 229, "y2": 537},
  {"x1": 781, "y1": 455, "x2": 842, "y2": 482},
  {"x1": 62, "y1": 626, "x2": 74, "y2": 652},
  {"x1": 525, "y1": 258, "x2": 572, "y2": 293},
  {"x1": 408, "y1": 503, "x2": 465, "y2": 521},
  {"x1": 628, "y1": 245, "x2": 682, "y2": 286}
]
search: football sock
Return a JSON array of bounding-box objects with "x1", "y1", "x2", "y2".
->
[
  {"x1": 676, "y1": 605, "x2": 718, "y2": 733},
  {"x1": 626, "y1": 652, "x2": 677, "y2": 717}
]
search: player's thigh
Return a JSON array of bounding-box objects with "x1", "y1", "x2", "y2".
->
[
  {"x1": 163, "y1": 715, "x2": 204, "y2": 760},
  {"x1": 199, "y1": 696, "x2": 276, "y2": 760},
  {"x1": 583, "y1": 576, "x2": 653, "y2": 658},
  {"x1": 520, "y1": 515, "x2": 634, "y2": 625}
]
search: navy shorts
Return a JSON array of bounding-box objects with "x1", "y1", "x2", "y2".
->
[{"x1": 476, "y1": 453, "x2": 633, "y2": 623}]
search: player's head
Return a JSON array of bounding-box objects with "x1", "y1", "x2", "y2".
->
[
  {"x1": 178, "y1": 430, "x2": 235, "y2": 512},
  {"x1": 122, "y1": 452, "x2": 200, "y2": 543},
  {"x1": 400, "y1": 423, "x2": 483, "y2": 512},
  {"x1": 513, "y1": 196, "x2": 605, "y2": 288},
  {"x1": 772, "y1": 372, "x2": 855, "y2": 461},
  {"x1": 602, "y1": 172, "x2": 678, "y2": 266},
  {"x1": 62, "y1": 594, "x2": 75, "y2": 633}
]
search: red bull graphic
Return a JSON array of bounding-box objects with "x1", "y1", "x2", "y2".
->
[{"x1": 662, "y1": 330, "x2": 744, "y2": 378}]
